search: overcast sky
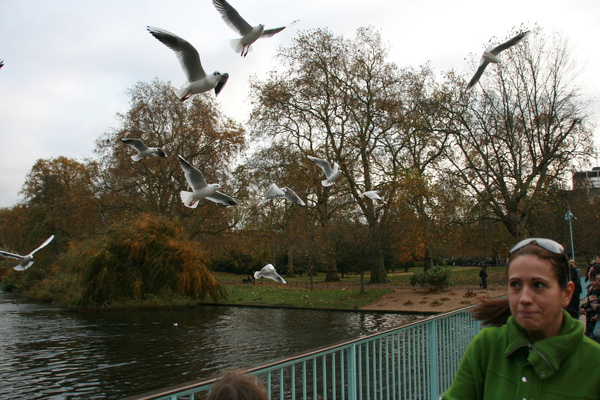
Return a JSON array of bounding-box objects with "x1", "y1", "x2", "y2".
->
[{"x1": 1, "y1": 0, "x2": 599, "y2": 208}]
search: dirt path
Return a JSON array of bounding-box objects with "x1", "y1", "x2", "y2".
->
[{"x1": 361, "y1": 286, "x2": 507, "y2": 313}]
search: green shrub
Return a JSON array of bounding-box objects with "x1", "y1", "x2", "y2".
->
[{"x1": 409, "y1": 266, "x2": 452, "y2": 292}]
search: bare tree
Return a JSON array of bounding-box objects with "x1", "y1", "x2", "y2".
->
[{"x1": 442, "y1": 28, "x2": 595, "y2": 240}]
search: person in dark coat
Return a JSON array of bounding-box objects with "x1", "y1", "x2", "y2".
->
[
  {"x1": 566, "y1": 259, "x2": 582, "y2": 318},
  {"x1": 479, "y1": 266, "x2": 488, "y2": 289}
]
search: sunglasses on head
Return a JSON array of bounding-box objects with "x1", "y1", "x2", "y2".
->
[
  {"x1": 509, "y1": 238, "x2": 565, "y2": 255},
  {"x1": 509, "y1": 238, "x2": 571, "y2": 281}
]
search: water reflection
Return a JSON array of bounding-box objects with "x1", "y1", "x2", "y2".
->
[{"x1": 0, "y1": 292, "x2": 425, "y2": 399}]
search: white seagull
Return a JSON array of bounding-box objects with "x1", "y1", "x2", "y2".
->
[
  {"x1": 307, "y1": 156, "x2": 341, "y2": 187},
  {"x1": 0, "y1": 235, "x2": 55, "y2": 271},
  {"x1": 359, "y1": 190, "x2": 385, "y2": 204},
  {"x1": 281, "y1": 187, "x2": 306, "y2": 207},
  {"x1": 254, "y1": 264, "x2": 286, "y2": 284},
  {"x1": 259, "y1": 183, "x2": 286, "y2": 205},
  {"x1": 121, "y1": 138, "x2": 167, "y2": 161},
  {"x1": 147, "y1": 26, "x2": 229, "y2": 101},
  {"x1": 177, "y1": 155, "x2": 238, "y2": 207},
  {"x1": 212, "y1": 0, "x2": 298, "y2": 57},
  {"x1": 466, "y1": 30, "x2": 531, "y2": 92}
]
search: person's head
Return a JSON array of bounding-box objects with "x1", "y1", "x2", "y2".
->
[
  {"x1": 594, "y1": 256, "x2": 600, "y2": 265},
  {"x1": 507, "y1": 238, "x2": 574, "y2": 342},
  {"x1": 569, "y1": 259, "x2": 576, "y2": 268},
  {"x1": 207, "y1": 371, "x2": 267, "y2": 400},
  {"x1": 591, "y1": 274, "x2": 600, "y2": 290}
]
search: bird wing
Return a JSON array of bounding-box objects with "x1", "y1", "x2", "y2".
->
[
  {"x1": 206, "y1": 191, "x2": 238, "y2": 206},
  {"x1": 307, "y1": 155, "x2": 333, "y2": 176},
  {"x1": 212, "y1": 0, "x2": 253, "y2": 36},
  {"x1": 214, "y1": 73, "x2": 229, "y2": 96},
  {"x1": 30, "y1": 235, "x2": 55, "y2": 256},
  {"x1": 261, "y1": 20, "x2": 299, "y2": 38},
  {"x1": 178, "y1": 155, "x2": 207, "y2": 191},
  {"x1": 121, "y1": 138, "x2": 148, "y2": 153},
  {"x1": 282, "y1": 187, "x2": 306, "y2": 206},
  {"x1": 260, "y1": 183, "x2": 285, "y2": 204},
  {"x1": 491, "y1": 31, "x2": 531, "y2": 55},
  {"x1": 0, "y1": 251, "x2": 24, "y2": 261},
  {"x1": 147, "y1": 26, "x2": 206, "y2": 82},
  {"x1": 465, "y1": 61, "x2": 489, "y2": 92}
]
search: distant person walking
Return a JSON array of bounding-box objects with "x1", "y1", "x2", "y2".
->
[{"x1": 479, "y1": 266, "x2": 488, "y2": 289}]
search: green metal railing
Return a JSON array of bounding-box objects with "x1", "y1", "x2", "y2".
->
[{"x1": 126, "y1": 306, "x2": 482, "y2": 400}]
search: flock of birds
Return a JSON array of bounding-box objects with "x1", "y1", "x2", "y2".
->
[{"x1": 0, "y1": 0, "x2": 533, "y2": 282}]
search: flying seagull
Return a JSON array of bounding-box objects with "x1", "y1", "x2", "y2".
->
[
  {"x1": 147, "y1": 26, "x2": 229, "y2": 101},
  {"x1": 359, "y1": 190, "x2": 385, "y2": 204},
  {"x1": 0, "y1": 60, "x2": 4, "y2": 69},
  {"x1": 212, "y1": 0, "x2": 298, "y2": 57},
  {"x1": 259, "y1": 183, "x2": 286, "y2": 205},
  {"x1": 121, "y1": 138, "x2": 167, "y2": 161},
  {"x1": 177, "y1": 155, "x2": 238, "y2": 208},
  {"x1": 0, "y1": 235, "x2": 55, "y2": 271},
  {"x1": 281, "y1": 187, "x2": 306, "y2": 207},
  {"x1": 307, "y1": 155, "x2": 341, "y2": 187},
  {"x1": 254, "y1": 264, "x2": 286, "y2": 284},
  {"x1": 466, "y1": 30, "x2": 531, "y2": 92}
]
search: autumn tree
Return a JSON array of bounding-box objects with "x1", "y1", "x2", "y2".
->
[
  {"x1": 441, "y1": 28, "x2": 595, "y2": 240},
  {"x1": 249, "y1": 27, "x2": 451, "y2": 280},
  {"x1": 95, "y1": 79, "x2": 246, "y2": 236}
]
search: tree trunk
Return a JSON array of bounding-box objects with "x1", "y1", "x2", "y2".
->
[
  {"x1": 325, "y1": 258, "x2": 339, "y2": 281},
  {"x1": 369, "y1": 247, "x2": 388, "y2": 283}
]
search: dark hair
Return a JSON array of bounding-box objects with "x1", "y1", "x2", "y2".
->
[
  {"x1": 472, "y1": 241, "x2": 571, "y2": 326},
  {"x1": 207, "y1": 371, "x2": 267, "y2": 400}
]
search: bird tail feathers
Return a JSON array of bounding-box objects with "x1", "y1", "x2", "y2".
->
[
  {"x1": 180, "y1": 191, "x2": 199, "y2": 208},
  {"x1": 131, "y1": 154, "x2": 142, "y2": 162},
  {"x1": 230, "y1": 39, "x2": 252, "y2": 55},
  {"x1": 174, "y1": 87, "x2": 191, "y2": 101},
  {"x1": 321, "y1": 179, "x2": 334, "y2": 187}
]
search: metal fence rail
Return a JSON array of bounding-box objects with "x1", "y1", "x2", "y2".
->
[{"x1": 126, "y1": 306, "x2": 482, "y2": 400}]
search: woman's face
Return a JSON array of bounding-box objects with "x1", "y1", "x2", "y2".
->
[{"x1": 508, "y1": 254, "x2": 573, "y2": 342}]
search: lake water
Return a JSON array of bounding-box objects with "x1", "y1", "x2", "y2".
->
[{"x1": 0, "y1": 292, "x2": 425, "y2": 399}]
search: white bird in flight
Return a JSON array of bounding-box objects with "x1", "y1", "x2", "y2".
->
[
  {"x1": 466, "y1": 30, "x2": 531, "y2": 92},
  {"x1": 177, "y1": 155, "x2": 238, "y2": 208},
  {"x1": 359, "y1": 190, "x2": 385, "y2": 204},
  {"x1": 259, "y1": 183, "x2": 286, "y2": 205},
  {"x1": 307, "y1": 156, "x2": 341, "y2": 187},
  {"x1": 212, "y1": 0, "x2": 299, "y2": 57},
  {"x1": 121, "y1": 138, "x2": 167, "y2": 161},
  {"x1": 147, "y1": 26, "x2": 229, "y2": 101},
  {"x1": 254, "y1": 264, "x2": 286, "y2": 284},
  {"x1": 0, "y1": 235, "x2": 55, "y2": 271}
]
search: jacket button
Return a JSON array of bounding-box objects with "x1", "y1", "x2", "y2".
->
[
  {"x1": 540, "y1": 371, "x2": 546, "y2": 377},
  {"x1": 521, "y1": 376, "x2": 527, "y2": 382}
]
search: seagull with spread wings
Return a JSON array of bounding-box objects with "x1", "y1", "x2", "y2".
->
[
  {"x1": 307, "y1": 156, "x2": 341, "y2": 187},
  {"x1": 0, "y1": 235, "x2": 55, "y2": 271},
  {"x1": 147, "y1": 26, "x2": 229, "y2": 101},
  {"x1": 212, "y1": 0, "x2": 298, "y2": 57},
  {"x1": 466, "y1": 30, "x2": 531, "y2": 92},
  {"x1": 121, "y1": 138, "x2": 167, "y2": 161},
  {"x1": 254, "y1": 264, "x2": 286, "y2": 284},
  {"x1": 177, "y1": 155, "x2": 238, "y2": 208}
]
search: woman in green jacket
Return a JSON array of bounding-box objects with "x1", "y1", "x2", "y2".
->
[{"x1": 443, "y1": 238, "x2": 600, "y2": 400}]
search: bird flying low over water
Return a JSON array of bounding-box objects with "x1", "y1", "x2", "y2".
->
[
  {"x1": 212, "y1": 0, "x2": 299, "y2": 57},
  {"x1": 307, "y1": 156, "x2": 341, "y2": 187},
  {"x1": 177, "y1": 155, "x2": 238, "y2": 207},
  {"x1": 359, "y1": 190, "x2": 385, "y2": 204},
  {"x1": 121, "y1": 138, "x2": 167, "y2": 161},
  {"x1": 254, "y1": 264, "x2": 286, "y2": 284},
  {"x1": 0, "y1": 235, "x2": 55, "y2": 271},
  {"x1": 147, "y1": 26, "x2": 229, "y2": 101},
  {"x1": 466, "y1": 30, "x2": 531, "y2": 92}
]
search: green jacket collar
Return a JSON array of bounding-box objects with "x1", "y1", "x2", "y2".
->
[{"x1": 504, "y1": 310, "x2": 583, "y2": 378}]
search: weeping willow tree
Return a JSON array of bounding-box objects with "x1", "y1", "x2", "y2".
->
[{"x1": 52, "y1": 213, "x2": 225, "y2": 308}]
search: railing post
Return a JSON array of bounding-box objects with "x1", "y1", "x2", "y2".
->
[
  {"x1": 427, "y1": 320, "x2": 439, "y2": 399},
  {"x1": 346, "y1": 344, "x2": 357, "y2": 400}
]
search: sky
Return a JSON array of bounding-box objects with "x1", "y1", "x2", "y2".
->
[{"x1": 1, "y1": 0, "x2": 599, "y2": 208}]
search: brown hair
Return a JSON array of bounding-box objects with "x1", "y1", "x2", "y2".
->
[
  {"x1": 207, "y1": 371, "x2": 267, "y2": 400},
  {"x1": 472, "y1": 241, "x2": 570, "y2": 326}
]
